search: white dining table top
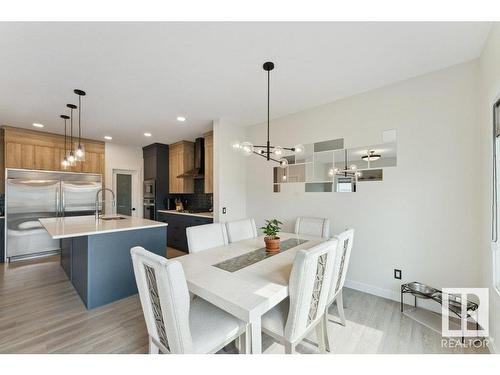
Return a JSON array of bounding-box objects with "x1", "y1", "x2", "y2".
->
[{"x1": 176, "y1": 232, "x2": 326, "y2": 322}]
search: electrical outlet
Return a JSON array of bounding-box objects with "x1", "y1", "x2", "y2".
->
[
  {"x1": 394, "y1": 269, "x2": 402, "y2": 280},
  {"x1": 222, "y1": 207, "x2": 227, "y2": 214}
]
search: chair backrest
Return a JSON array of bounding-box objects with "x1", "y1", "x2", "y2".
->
[
  {"x1": 327, "y1": 229, "x2": 355, "y2": 304},
  {"x1": 294, "y1": 217, "x2": 330, "y2": 238},
  {"x1": 284, "y1": 238, "x2": 338, "y2": 343},
  {"x1": 130, "y1": 246, "x2": 193, "y2": 353},
  {"x1": 226, "y1": 218, "x2": 258, "y2": 243},
  {"x1": 186, "y1": 223, "x2": 228, "y2": 253}
]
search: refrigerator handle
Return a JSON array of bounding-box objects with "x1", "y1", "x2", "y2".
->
[
  {"x1": 61, "y1": 189, "x2": 65, "y2": 217},
  {"x1": 55, "y1": 187, "x2": 60, "y2": 217}
]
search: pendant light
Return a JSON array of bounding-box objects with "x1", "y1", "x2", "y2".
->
[
  {"x1": 60, "y1": 114, "x2": 70, "y2": 169},
  {"x1": 74, "y1": 89, "x2": 86, "y2": 161},
  {"x1": 361, "y1": 150, "x2": 381, "y2": 161},
  {"x1": 66, "y1": 103, "x2": 77, "y2": 165},
  {"x1": 232, "y1": 61, "x2": 304, "y2": 168}
]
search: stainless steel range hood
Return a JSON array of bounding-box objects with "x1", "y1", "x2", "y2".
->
[{"x1": 177, "y1": 137, "x2": 205, "y2": 179}]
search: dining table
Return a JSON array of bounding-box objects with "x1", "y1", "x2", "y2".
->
[{"x1": 176, "y1": 232, "x2": 327, "y2": 354}]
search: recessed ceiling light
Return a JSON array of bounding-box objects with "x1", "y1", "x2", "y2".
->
[
  {"x1": 144, "y1": 132, "x2": 152, "y2": 137},
  {"x1": 104, "y1": 136, "x2": 113, "y2": 140},
  {"x1": 176, "y1": 116, "x2": 186, "y2": 122},
  {"x1": 33, "y1": 123, "x2": 44, "y2": 128}
]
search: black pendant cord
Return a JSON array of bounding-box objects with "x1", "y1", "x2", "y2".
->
[
  {"x1": 344, "y1": 149, "x2": 348, "y2": 178},
  {"x1": 267, "y1": 68, "x2": 270, "y2": 161},
  {"x1": 77, "y1": 95, "x2": 81, "y2": 148},
  {"x1": 60, "y1": 114, "x2": 70, "y2": 163},
  {"x1": 64, "y1": 118, "x2": 67, "y2": 155},
  {"x1": 70, "y1": 108, "x2": 73, "y2": 151},
  {"x1": 66, "y1": 103, "x2": 77, "y2": 156}
]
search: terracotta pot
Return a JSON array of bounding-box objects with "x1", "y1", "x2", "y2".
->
[{"x1": 264, "y1": 237, "x2": 281, "y2": 252}]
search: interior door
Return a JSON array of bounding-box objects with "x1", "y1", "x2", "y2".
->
[{"x1": 116, "y1": 173, "x2": 132, "y2": 216}]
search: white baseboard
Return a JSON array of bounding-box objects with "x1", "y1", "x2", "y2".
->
[
  {"x1": 344, "y1": 279, "x2": 442, "y2": 314},
  {"x1": 344, "y1": 279, "x2": 400, "y2": 302}
]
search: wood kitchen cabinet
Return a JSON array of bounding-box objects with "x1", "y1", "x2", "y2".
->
[
  {"x1": 168, "y1": 141, "x2": 194, "y2": 194},
  {"x1": 204, "y1": 131, "x2": 213, "y2": 193},
  {"x1": 81, "y1": 151, "x2": 104, "y2": 175},
  {"x1": 0, "y1": 126, "x2": 105, "y2": 193}
]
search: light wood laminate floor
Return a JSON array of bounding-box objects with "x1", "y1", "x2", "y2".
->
[{"x1": 0, "y1": 255, "x2": 488, "y2": 354}]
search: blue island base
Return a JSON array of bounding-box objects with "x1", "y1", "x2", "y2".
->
[{"x1": 61, "y1": 226, "x2": 167, "y2": 309}]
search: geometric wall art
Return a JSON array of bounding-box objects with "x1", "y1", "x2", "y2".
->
[{"x1": 273, "y1": 130, "x2": 397, "y2": 193}]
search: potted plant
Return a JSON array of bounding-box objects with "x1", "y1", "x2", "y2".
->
[{"x1": 261, "y1": 219, "x2": 283, "y2": 252}]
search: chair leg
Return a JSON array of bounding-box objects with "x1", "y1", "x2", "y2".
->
[
  {"x1": 149, "y1": 336, "x2": 160, "y2": 354},
  {"x1": 323, "y1": 313, "x2": 332, "y2": 353},
  {"x1": 237, "y1": 326, "x2": 251, "y2": 354},
  {"x1": 244, "y1": 325, "x2": 251, "y2": 354},
  {"x1": 284, "y1": 341, "x2": 295, "y2": 354},
  {"x1": 315, "y1": 320, "x2": 327, "y2": 354},
  {"x1": 337, "y1": 289, "x2": 346, "y2": 326}
]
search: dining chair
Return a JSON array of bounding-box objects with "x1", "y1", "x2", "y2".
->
[
  {"x1": 131, "y1": 246, "x2": 249, "y2": 354},
  {"x1": 323, "y1": 228, "x2": 354, "y2": 352},
  {"x1": 225, "y1": 218, "x2": 258, "y2": 243},
  {"x1": 186, "y1": 222, "x2": 228, "y2": 253},
  {"x1": 294, "y1": 217, "x2": 331, "y2": 238},
  {"x1": 260, "y1": 238, "x2": 338, "y2": 354}
]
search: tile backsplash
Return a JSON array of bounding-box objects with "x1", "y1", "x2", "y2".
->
[{"x1": 168, "y1": 179, "x2": 213, "y2": 211}]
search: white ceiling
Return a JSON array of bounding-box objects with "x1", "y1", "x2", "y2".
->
[{"x1": 0, "y1": 22, "x2": 492, "y2": 146}]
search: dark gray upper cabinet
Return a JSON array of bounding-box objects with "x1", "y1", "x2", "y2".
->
[{"x1": 143, "y1": 143, "x2": 169, "y2": 212}]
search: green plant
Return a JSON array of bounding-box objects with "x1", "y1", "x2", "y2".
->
[{"x1": 261, "y1": 219, "x2": 283, "y2": 239}]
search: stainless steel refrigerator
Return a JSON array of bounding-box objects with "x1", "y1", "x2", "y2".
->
[{"x1": 5, "y1": 169, "x2": 102, "y2": 261}]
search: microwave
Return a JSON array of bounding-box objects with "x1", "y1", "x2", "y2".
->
[{"x1": 143, "y1": 179, "x2": 155, "y2": 198}]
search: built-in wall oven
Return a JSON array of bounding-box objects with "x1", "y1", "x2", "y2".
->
[{"x1": 143, "y1": 198, "x2": 156, "y2": 220}]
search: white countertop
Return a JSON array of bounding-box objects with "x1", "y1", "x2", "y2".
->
[
  {"x1": 158, "y1": 210, "x2": 213, "y2": 218},
  {"x1": 39, "y1": 215, "x2": 167, "y2": 239}
]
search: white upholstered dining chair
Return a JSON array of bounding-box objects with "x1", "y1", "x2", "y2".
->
[
  {"x1": 186, "y1": 222, "x2": 228, "y2": 253},
  {"x1": 323, "y1": 228, "x2": 354, "y2": 352},
  {"x1": 261, "y1": 238, "x2": 338, "y2": 354},
  {"x1": 294, "y1": 217, "x2": 330, "y2": 239},
  {"x1": 225, "y1": 218, "x2": 258, "y2": 243},
  {"x1": 131, "y1": 246, "x2": 249, "y2": 354}
]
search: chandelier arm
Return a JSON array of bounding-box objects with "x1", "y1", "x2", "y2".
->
[
  {"x1": 252, "y1": 150, "x2": 281, "y2": 164},
  {"x1": 282, "y1": 147, "x2": 296, "y2": 151}
]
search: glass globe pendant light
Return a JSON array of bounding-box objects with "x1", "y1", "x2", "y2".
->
[
  {"x1": 74, "y1": 89, "x2": 86, "y2": 161},
  {"x1": 66, "y1": 104, "x2": 77, "y2": 165}
]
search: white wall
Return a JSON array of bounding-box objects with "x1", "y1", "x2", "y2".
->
[
  {"x1": 245, "y1": 61, "x2": 483, "y2": 306},
  {"x1": 104, "y1": 142, "x2": 143, "y2": 217},
  {"x1": 478, "y1": 23, "x2": 500, "y2": 353},
  {"x1": 213, "y1": 119, "x2": 246, "y2": 222}
]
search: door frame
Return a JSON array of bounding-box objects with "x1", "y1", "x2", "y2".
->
[{"x1": 112, "y1": 168, "x2": 140, "y2": 217}]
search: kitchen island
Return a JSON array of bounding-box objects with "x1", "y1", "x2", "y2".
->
[{"x1": 39, "y1": 215, "x2": 167, "y2": 309}]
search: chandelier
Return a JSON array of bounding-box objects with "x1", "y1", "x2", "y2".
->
[{"x1": 232, "y1": 62, "x2": 304, "y2": 168}]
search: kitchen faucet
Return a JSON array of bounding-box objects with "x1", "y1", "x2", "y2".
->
[{"x1": 95, "y1": 188, "x2": 116, "y2": 219}]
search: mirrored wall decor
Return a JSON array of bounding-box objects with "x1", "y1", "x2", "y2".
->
[{"x1": 272, "y1": 131, "x2": 397, "y2": 193}]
